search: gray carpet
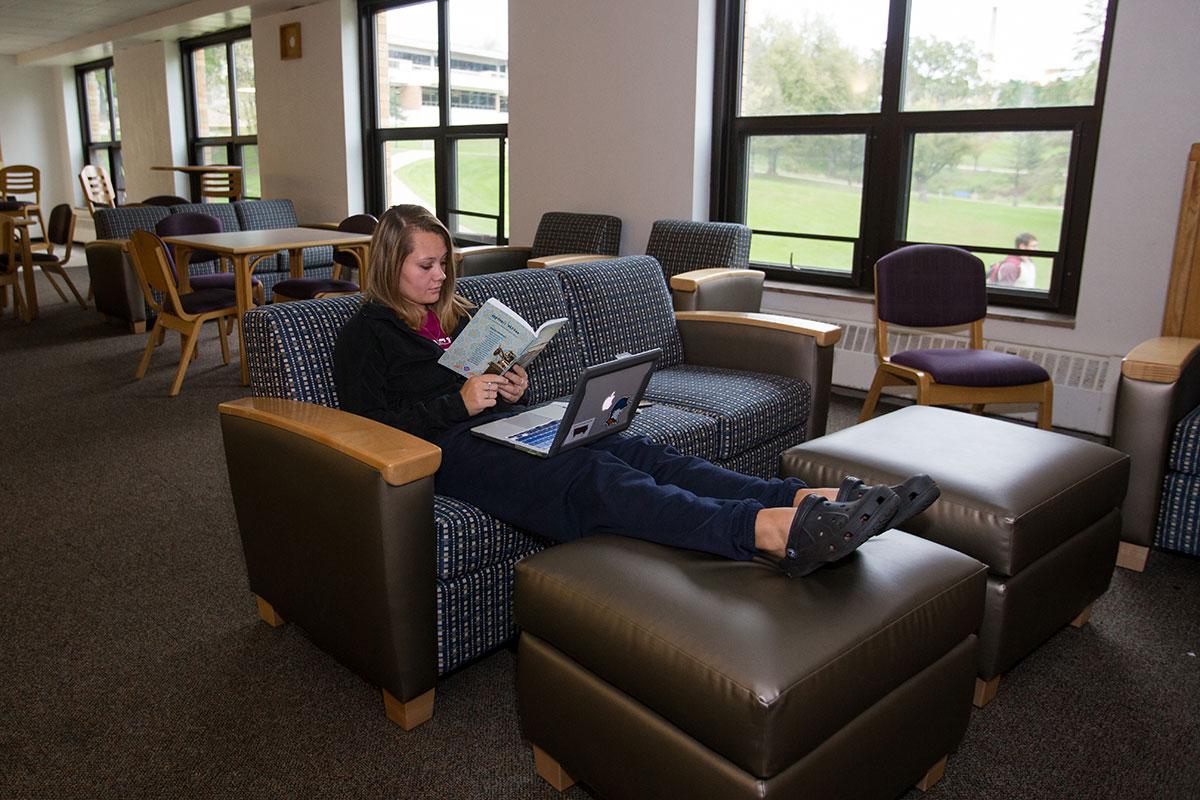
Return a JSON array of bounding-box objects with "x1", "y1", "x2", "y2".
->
[{"x1": 3, "y1": 266, "x2": 1198, "y2": 799}]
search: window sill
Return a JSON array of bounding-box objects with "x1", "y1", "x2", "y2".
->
[{"x1": 763, "y1": 279, "x2": 1078, "y2": 329}]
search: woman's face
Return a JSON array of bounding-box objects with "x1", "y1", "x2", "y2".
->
[{"x1": 397, "y1": 230, "x2": 449, "y2": 306}]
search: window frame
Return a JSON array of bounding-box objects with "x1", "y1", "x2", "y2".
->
[
  {"x1": 180, "y1": 26, "x2": 260, "y2": 199},
  {"x1": 711, "y1": 0, "x2": 1119, "y2": 313},
  {"x1": 75, "y1": 57, "x2": 124, "y2": 202},
  {"x1": 359, "y1": 0, "x2": 509, "y2": 246}
]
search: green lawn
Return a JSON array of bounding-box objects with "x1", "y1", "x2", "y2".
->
[
  {"x1": 747, "y1": 173, "x2": 1059, "y2": 290},
  {"x1": 393, "y1": 140, "x2": 508, "y2": 237}
]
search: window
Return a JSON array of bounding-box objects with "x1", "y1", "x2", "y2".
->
[
  {"x1": 362, "y1": 0, "x2": 510, "y2": 245},
  {"x1": 713, "y1": 0, "x2": 1117, "y2": 312},
  {"x1": 75, "y1": 58, "x2": 124, "y2": 202},
  {"x1": 181, "y1": 28, "x2": 260, "y2": 199}
]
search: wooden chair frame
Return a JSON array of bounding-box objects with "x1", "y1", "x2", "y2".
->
[
  {"x1": 0, "y1": 165, "x2": 48, "y2": 252},
  {"x1": 861, "y1": 283, "x2": 1054, "y2": 430},
  {"x1": 37, "y1": 205, "x2": 87, "y2": 308},
  {"x1": 128, "y1": 230, "x2": 239, "y2": 396},
  {"x1": 1, "y1": 215, "x2": 30, "y2": 321},
  {"x1": 199, "y1": 170, "x2": 243, "y2": 202},
  {"x1": 79, "y1": 164, "x2": 117, "y2": 215}
]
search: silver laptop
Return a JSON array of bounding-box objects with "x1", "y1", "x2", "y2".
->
[{"x1": 470, "y1": 349, "x2": 661, "y2": 457}]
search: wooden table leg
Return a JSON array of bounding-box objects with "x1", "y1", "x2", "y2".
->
[
  {"x1": 288, "y1": 247, "x2": 304, "y2": 279},
  {"x1": 19, "y1": 225, "x2": 37, "y2": 320},
  {"x1": 235, "y1": 254, "x2": 251, "y2": 385}
]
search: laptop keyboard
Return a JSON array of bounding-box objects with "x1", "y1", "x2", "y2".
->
[{"x1": 511, "y1": 420, "x2": 560, "y2": 448}]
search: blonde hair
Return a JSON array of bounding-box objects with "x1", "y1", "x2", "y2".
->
[{"x1": 363, "y1": 205, "x2": 472, "y2": 331}]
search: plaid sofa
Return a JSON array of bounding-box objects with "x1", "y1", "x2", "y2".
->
[{"x1": 220, "y1": 255, "x2": 840, "y2": 725}]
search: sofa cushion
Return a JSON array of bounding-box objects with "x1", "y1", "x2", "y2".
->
[
  {"x1": 620, "y1": 403, "x2": 721, "y2": 462},
  {"x1": 552, "y1": 256, "x2": 684, "y2": 368},
  {"x1": 457, "y1": 268, "x2": 587, "y2": 405},
  {"x1": 646, "y1": 365, "x2": 811, "y2": 461},
  {"x1": 93, "y1": 206, "x2": 170, "y2": 240},
  {"x1": 435, "y1": 495, "x2": 547, "y2": 580},
  {"x1": 1168, "y1": 405, "x2": 1200, "y2": 475},
  {"x1": 234, "y1": 198, "x2": 298, "y2": 230},
  {"x1": 170, "y1": 202, "x2": 240, "y2": 234},
  {"x1": 245, "y1": 294, "x2": 363, "y2": 407}
]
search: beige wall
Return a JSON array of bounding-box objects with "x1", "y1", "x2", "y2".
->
[
  {"x1": 113, "y1": 40, "x2": 189, "y2": 202},
  {"x1": 252, "y1": 0, "x2": 363, "y2": 222}
]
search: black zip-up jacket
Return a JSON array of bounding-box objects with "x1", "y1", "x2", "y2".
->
[{"x1": 333, "y1": 301, "x2": 484, "y2": 442}]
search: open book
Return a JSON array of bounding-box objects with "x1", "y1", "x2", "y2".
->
[{"x1": 438, "y1": 298, "x2": 567, "y2": 378}]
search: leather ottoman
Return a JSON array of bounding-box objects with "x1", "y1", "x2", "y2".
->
[
  {"x1": 515, "y1": 532, "x2": 986, "y2": 799},
  {"x1": 780, "y1": 405, "x2": 1130, "y2": 706}
]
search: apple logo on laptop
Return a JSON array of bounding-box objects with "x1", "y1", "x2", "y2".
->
[{"x1": 602, "y1": 391, "x2": 615, "y2": 410}]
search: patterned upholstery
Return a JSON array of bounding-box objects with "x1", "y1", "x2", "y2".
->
[
  {"x1": 232, "y1": 199, "x2": 333, "y2": 274},
  {"x1": 244, "y1": 294, "x2": 363, "y2": 407},
  {"x1": 645, "y1": 219, "x2": 751, "y2": 280},
  {"x1": 530, "y1": 211, "x2": 623, "y2": 259},
  {"x1": 94, "y1": 206, "x2": 169, "y2": 240},
  {"x1": 1156, "y1": 406, "x2": 1200, "y2": 555},
  {"x1": 456, "y1": 269, "x2": 586, "y2": 404},
  {"x1": 552, "y1": 256, "x2": 685, "y2": 368},
  {"x1": 170, "y1": 203, "x2": 240, "y2": 235},
  {"x1": 646, "y1": 366, "x2": 811, "y2": 461},
  {"x1": 242, "y1": 257, "x2": 814, "y2": 678}
]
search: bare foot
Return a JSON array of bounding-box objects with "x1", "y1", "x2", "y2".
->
[{"x1": 754, "y1": 506, "x2": 803, "y2": 558}]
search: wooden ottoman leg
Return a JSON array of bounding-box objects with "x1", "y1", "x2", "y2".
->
[
  {"x1": 1070, "y1": 603, "x2": 1094, "y2": 628},
  {"x1": 383, "y1": 687, "x2": 435, "y2": 730},
  {"x1": 533, "y1": 745, "x2": 576, "y2": 791},
  {"x1": 915, "y1": 755, "x2": 948, "y2": 792},
  {"x1": 1116, "y1": 542, "x2": 1149, "y2": 572},
  {"x1": 254, "y1": 594, "x2": 284, "y2": 627},
  {"x1": 974, "y1": 675, "x2": 1002, "y2": 708}
]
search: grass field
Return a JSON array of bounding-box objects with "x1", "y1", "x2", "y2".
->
[
  {"x1": 392, "y1": 140, "x2": 507, "y2": 237},
  {"x1": 747, "y1": 172, "x2": 1060, "y2": 290}
]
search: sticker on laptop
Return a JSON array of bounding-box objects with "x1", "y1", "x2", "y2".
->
[
  {"x1": 604, "y1": 393, "x2": 631, "y2": 426},
  {"x1": 565, "y1": 418, "x2": 595, "y2": 443}
]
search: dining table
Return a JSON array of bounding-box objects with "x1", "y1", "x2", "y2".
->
[
  {"x1": 1, "y1": 207, "x2": 38, "y2": 321},
  {"x1": 160, "y1": 226, "x2": 372, "y2": 384}
]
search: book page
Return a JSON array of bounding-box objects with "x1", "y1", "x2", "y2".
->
[{"x1": 438, "y1": 298, "x2": 536, "y2": 378}]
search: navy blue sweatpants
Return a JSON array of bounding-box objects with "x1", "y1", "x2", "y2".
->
[{"x1": 433, "y1": 419, "x2": 805, "y2": 560}]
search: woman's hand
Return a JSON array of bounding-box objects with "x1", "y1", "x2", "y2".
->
[
  {"x1": 461, "y1": 374, "x2": 507, "y2": 415},
  {"x1": 496, "y1": 363, "x2": 530, "y2": 403}
]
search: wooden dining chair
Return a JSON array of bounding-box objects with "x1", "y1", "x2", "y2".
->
[
  {"x1": 199, "y1": 170, "x2": 243, "y2": 202},
  {"x1": 127, "y1": 230, "x2": 240, "y2": 396},
  {"x1": 0, "y1": 165, "x2": 48, "y2": 251},
  {"x1": 25, "y1": 204, "x2": 87, "y2": 308},
  {"x1": 860, "y1": 244, "x2": 1054, "y2": 429},
  {"x1": 271, "y1": 213, "x2": 375, "y2": 302},
  {"x1": 1, "y1": 213, "x2": 30, "y2": 321},
  {"x1": 78, "y1": 165, "x2": 117, "y2": 215}
]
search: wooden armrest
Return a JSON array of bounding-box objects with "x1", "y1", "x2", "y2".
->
[
  {"x1": 674, "y1": 310, "x2": 842, "y2": 347},
  {"x1": 300, "y1": 221, "x2": 341, "y2": 231},
  {"x1": 454, "y1": 245, "x2": 532, "y2": 265},
  {"x1": 219, "y1": 397, "x2": 441, "y2": 485},
  {"x1": 527, "y1": 253, "x2": 609, "y2": 269},
  {"x1": 670, "y1": 268, "x2": 765, "y2": 293},
  {"x1": 87, "y1": 238, "x2": 129, "y2": 251},
  {"x1": 1122, "y1": 337, "x2": 1200, "y2": 382}
]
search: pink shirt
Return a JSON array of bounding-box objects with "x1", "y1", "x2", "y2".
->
[{"x1": 417, "y1": 309, "x2": 453, "y2": 350}]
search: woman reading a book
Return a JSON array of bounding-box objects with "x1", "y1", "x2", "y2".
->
[{"x1": 334, "y1": 206, "x2": 937, "y2": 577}]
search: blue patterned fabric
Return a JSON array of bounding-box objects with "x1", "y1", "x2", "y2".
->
[
  {"x1": 552, "y1": 256, "x2": 685, "y2": 368},
  {"x1": 646, "y1": 366, "x2": 811, "y2": 461},
  {"x1": 1156, "y1": 472, "x2": 1199, "y2": 556},
  {"x1": 93, "y1": 206, "x2": 169, "y2": 240},
  {"x1": 530, "y1": 212, "x2": 622, "y2": 259},
  {"x1": 716, "y1": 428, "x2": 808, "y2": 480},
  {"x1": 436, "y1": 551, "x2": 544, "y2": 674},
  {"x1": 645, "y1": 219, "x2": 751, "y2": 280},
  {"x1": 1167, "y1": 406, "x2": 1200, "y2": 475},
  {"x1": 244, "y1": 294, "x2": 363, "y2": 406},
  {"x1": 457, "y1": 269, "x2": 587, "y2": 405},
  {"x1": 234, "y1": 199, "x2": 298, "y2": 230},
  {"x1": 435, "y1": 495, "x2": 547, "y2": 579},
  {"x1": 170, "y1": 203, "x2": 240, "y2": 235},
  {"x1": 619, "y1": 403, "x2": 720, "y2": 462}
]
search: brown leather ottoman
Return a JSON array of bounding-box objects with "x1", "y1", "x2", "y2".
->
[
  {"x1": 780, "y1": 405, "x2": 1130, "y2": 706},
  {"x1": 515, "y1": 532, "x2": 986, "y2": 799}
]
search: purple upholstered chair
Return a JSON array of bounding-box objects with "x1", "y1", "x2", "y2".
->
[
  {"x1": 271, "y1": 213, "x2": 375, "y2": 303},
  {"x1": 859, "y1": 244, "x2": 1054, "y2": 428},
  {"x1": 155, "y1": 212, "x2": 264, "y2": 306}
]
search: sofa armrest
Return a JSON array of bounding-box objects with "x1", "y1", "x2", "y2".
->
[
  {"x1": 218, "y1": 397, "x2": 441, "y2": 707},
  {"x1": 674, "y1": 311, "x2": 842, "y2": 438},
  {"x1": 527, "y1": 253, "x2": 609, "y2": 269},
  {"x1": 670, "y1": 268, "x2": 765, "y2": 312},
  {"x1": 1112, "y1": 337, "x2": 1200, "y2": 555},
  {"x1": 455, "y1": 245, "x2": 533, "y2": 277},
  {"x1": 300, "y1": 221, "x2": 341, "y2": 231}
]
